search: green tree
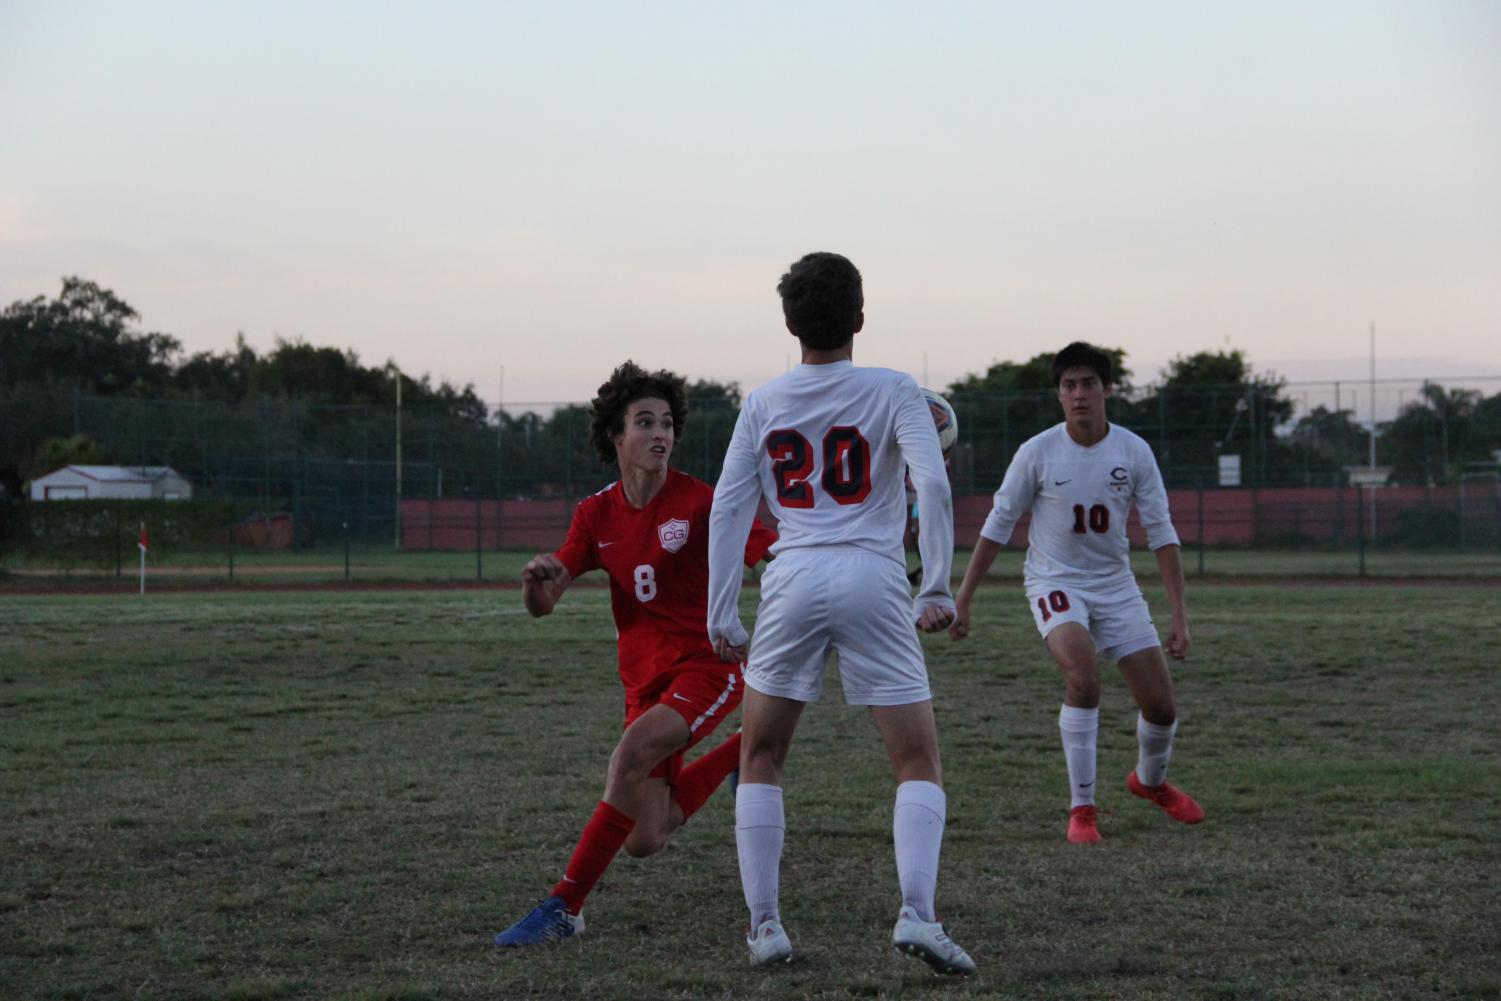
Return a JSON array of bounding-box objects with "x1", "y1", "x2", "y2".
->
[
  {"x1": 0, "y1": 278, "x2": 180, "y2": 493},
  {"x1": 1282, "y1": 406, "x2": 1369, "y2": 484},
  {"x1": 249, "y1": 339, "x2": 393, "y2": 403},
  {"x1": 1380, "y1": 383, "x2": 1497, "y2": 485},
  {"x1": 945, "y1": 349, "x2": 1132, "y2": 494},
  {"x1": 680, "y1": 379, "x2": 743, "y2": 484},
  {"x1": 22, "y1": 435, "x2": 107, "y2": 486},
  {"x1": 0, "y1": 276, "x2": 180, "y2": 393},
  {"x1": 1136, "y1": 350, "x2": 1293, "y2": 487},
  {"x1": 1473, "y1": 391, "x2": 1501, "y2": 466},
  {"x1": 173, "y1": 334, "x2": 259, "y2": 402},
  {"x1": 531, "y1": 404, "x2": 600, "y2": 496}
]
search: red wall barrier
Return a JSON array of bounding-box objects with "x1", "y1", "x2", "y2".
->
[{"x1": 402, "y1": 482, "x2": 1497, "y2": 551}]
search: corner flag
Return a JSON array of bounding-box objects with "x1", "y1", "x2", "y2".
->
[{"x1": 138, "y1": 522, "x2": 148, "y2": 594}]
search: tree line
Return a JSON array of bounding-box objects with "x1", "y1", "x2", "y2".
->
[{"x1": 3, "y1": 276, "x2": 1498, "y2": 498}]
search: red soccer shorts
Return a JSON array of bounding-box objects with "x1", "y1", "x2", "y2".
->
[{"x1": 624, "y1": 660, "x2": 744, "y2": 782}]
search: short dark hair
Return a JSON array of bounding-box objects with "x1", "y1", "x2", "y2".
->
[
  {"x1": 1051, "y1": 341, "x2": 1114, "y2": 387},
  {"x1": 776, "y1": 252, "x2": 863, "y2": 351},
  {"x1": 587, "y1": 361, "x2": 688, "y2": 464}
]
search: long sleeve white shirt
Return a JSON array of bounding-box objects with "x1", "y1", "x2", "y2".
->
[{"x1": 708, "y1": 361, "x2": 954, "y2": 647}]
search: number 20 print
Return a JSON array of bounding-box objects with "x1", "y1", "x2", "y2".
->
[{"x1": 767, "y1": 427, "x2": 871, "y2": 508}]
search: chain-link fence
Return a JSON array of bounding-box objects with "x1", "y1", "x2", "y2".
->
[
  {"x1": 63, "y1": 376, "x2": 1501, "y2": 500},
  {"x1": 2, "y1": 375, "x2": 1498, "y2": 582}
]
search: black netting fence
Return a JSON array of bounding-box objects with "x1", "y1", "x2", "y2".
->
[{"x1": 2, "y1": 376, "x2": 1498, "y2": 580}]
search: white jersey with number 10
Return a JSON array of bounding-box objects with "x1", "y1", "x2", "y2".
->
[{"x1": 980, "y1": 423, "x2": 1179, "y2": 592}]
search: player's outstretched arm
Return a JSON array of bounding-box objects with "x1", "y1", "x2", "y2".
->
[
  {"x1": 520, "y1": 553, "x2": 572, "y2": 618},
  {"x1": 1153, "y1": 543, "x2": 1190, "y2": 659},
  {"x1": 948, "y1": 535, "x2": 1004, "y2": 641}
]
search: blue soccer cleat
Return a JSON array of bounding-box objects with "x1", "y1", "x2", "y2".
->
[
  {"x1": 728, "y1": 768, "x2": 740, "y2": 800},
  {"x1": 494, "y1": 896, "x2": 584, "y2": 947}
]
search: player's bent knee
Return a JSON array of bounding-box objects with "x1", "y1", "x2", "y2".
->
[
  {"x1": 607, "y1": 743, "x2": 663, "y2": 787},
  {"x1": 742, "y1": 740, "x2": 790, "y2": 777},
  {"x1": 1064, "y1": 680, "x2": 1101, "y2": 707},
  {"x1": 622, "y1": 826, "x2": 669, "y2": 858},
  {"x1": 891, "y1": 753, "x2": 943, "y2": 785},
  {"x1": 1140, "y1": 704, "x2": 1176, "y2": 727}
]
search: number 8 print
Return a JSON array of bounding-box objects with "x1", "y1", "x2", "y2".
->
[{"x1": 633, "y1": 564, "x2": 657, "y2": 602}]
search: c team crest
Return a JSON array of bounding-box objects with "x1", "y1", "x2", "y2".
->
[{"x1": 658, "y1": 517, "x2": 689, "y2": 553}]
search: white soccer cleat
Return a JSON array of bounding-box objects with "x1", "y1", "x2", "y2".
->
[
  {"x1": 892, "y1": 906, "x2": 976, "y2": 975},
  {"x1": 746, "y1": 918, "x2": 792, "y2": 966}
]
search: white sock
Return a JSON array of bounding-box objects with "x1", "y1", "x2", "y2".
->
[
  {"x1": 1135, "y1": 714, "x2": 1179, "y2": 788},
  {"x1": 893, "y1": 780, "x2": 946, "y2": 922},
  {"x1": 1059, "y1": 704, "x2": 1099, "y2": 808},
  {"x1": 735, "y1": 783, "x2": 784, "y2": 930}
]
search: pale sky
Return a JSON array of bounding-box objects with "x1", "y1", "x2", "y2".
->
[{"x1": 2, "y1": 1, "x2": 1498, "y2": 407}]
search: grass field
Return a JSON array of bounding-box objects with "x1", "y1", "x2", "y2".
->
[{"x1": 3, "y1": 582, "x2": 1498, "y2": 1000}]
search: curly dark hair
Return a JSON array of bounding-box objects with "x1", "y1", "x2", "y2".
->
[
  {"x1": 587, "y1": 361, "x2": 689, "y2": 465},
  {"x1": 1051, "y1": 341, "x2": 1114, "y2": 388},
  {"x1": 776, "y1": 251, "x2": 863, "y2": 351}
]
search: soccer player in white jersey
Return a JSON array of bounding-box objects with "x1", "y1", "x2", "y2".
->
[
  {"x1": 949, "y1": 341, "x2": 1205, "y2": 845},
  {"x1": 708, "y1": 251, "x2": 975, "y2": 975}
]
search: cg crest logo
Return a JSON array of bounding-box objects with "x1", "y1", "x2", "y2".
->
[
  {"x1": 1110, "y1": 466, "x2": 1129, "y2": 492},
  {"x1": 658, "y1": 518, "x2": 689, "y2": 553}
]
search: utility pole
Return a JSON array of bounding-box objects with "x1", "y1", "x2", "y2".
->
[
  {"x1": 394, "y1": 370, "x2": 403, "y2": 550},
  {"x1": 504, "y1": 364, "x2": 510, "y2": 501},
  {"x1": 1368, "y1": 323, "x2": 1377, "y2": 473},
  {"x1": 1369, "y1": 323, "x2": 1377, "y2": 539}
]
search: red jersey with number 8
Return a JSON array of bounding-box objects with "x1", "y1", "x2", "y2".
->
[{"x1": 556, "y1": 469, "x2": 776, "y2": 699}]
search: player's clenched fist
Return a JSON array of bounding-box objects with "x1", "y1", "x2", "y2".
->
[
  {"x1": 712, "y1": 635, "x2": 748, "y2": 664},
  {"x1": 1164, "y1": 620, "x2": 1190, "y2": 660},
  {"x1": 916, "y1": 603, "x2": 955, "y2": 634},
  {"x1": 522, "y1": 553, "x2": 567, "y2": 583},
  {"x1": 947, "y1": 602, "x2": 971, "y2": 641}
]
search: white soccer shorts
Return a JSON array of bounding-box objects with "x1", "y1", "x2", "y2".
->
[
  {"x1": 1025, "y1": 578, "x2": 1160, "y2": 662},
  {"x1": 746, "y1": 547, "x2": 932, "y2": 706}
]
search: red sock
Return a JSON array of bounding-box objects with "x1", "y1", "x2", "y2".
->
[
  {"x1": 550, "y1": 801, "x2": 635, "y2": 914},
  {"x1": 670, "y1": 732, "x2": 741, "y2": 820}
]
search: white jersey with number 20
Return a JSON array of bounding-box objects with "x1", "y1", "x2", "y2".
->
[
  {"x1": 981, "y1": 423, "x2": 1179, "y2": 592},
  {"x1": 708, "y1": 360, "x2": 954, "y2": 647}
]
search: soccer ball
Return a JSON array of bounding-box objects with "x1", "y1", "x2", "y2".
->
[{"x1": 921, "y1": 388, "x2": 958, "y2": 455}]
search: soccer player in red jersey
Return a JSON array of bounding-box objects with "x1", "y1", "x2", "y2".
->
[{"x1": 495, "y1": 361, "x2": 776, "y2": 948}]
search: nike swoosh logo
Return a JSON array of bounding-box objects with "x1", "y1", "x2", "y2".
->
[
  {"x1": 1054, "y1": 480, "x2": 1071, "y2": 486},
  {"x1": 1078, "y1": 781, "x2": 1094, "y2": 788},
  {"x1": 598, "y1": 541, "x2": 616, "y2": 548},
  {"x1": 672, "y1": 693, "x2": 692, "y2": 702}
]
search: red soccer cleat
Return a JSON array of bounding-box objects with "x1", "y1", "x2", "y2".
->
[
  {"x1": 1066, "y1": 805, "x2": 1101, "y2": 844},
  {"x1": 1126, "y1": 770, "x2": 1205, "y2": 825}
]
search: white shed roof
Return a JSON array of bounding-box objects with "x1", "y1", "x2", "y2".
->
[{"x1": 38, "y1": 465, "x2": 188, "y2": 483}]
